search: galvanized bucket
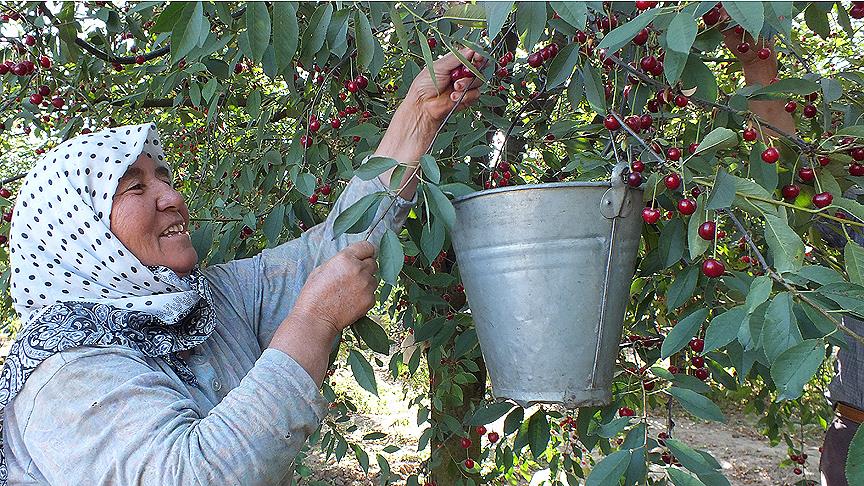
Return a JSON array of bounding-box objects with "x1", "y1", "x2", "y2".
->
[{"x1": 450, "y1": 168, "x2": 643, "y2": 407}]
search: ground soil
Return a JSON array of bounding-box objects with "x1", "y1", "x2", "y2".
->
[{"x1": 300, "y1": 363, "x2": 825, "y2": 486}]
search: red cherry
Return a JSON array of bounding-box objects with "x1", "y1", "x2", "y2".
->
[
  {"x1": 627, "y1": 172, "x2": 643, "y2": 187},
  {"x1": 688, "y1": 142, "x2": 700, "y2": 154},
  {"x1": 695, "y1": 368, "x2": 710, "y2": 381},
  {"x1": 427, "y1": 38, "x2": 437, "y2": 49},
  {"x1": 299, "y1": 134, "x2": 312, "y2": 149},
  {"x1": 691, "y1": 355, "x2": 705, "y2": 368},
  {"x1": 624, "y1": 115, "x2": 641, "y2": 133},
  {"x1": 635, "y1": 0, "x2": 656, "y2": 10},
  {"x1": 0, "y1": 188, "x2": 10, "y2": 198},
  {"x1": 852, "y1": 4, "x2": 864, "y2": 19},
  {"x1": 320, "y1": 184, "x2": 331, "y2": 196},
  {"x1": 743, "y1": 128, "x2": 758, "y2": 141},
  {"x1": 703, "y1": 8, "x2": 721, "y2": 25},
  {"x1": 784, "y1": 101, "x2": 797, "y2": 113},
  {"x1": 631, "y1": 160, "x2": 645, "y2": 173},
  {"x1": 528, "y1": 52, "x2": 543, "y2": 68},
  {"x1": 2, "y1": 211, "x2": 12, "y2": 222},
  {"x1": 663, "y1": 173, "x2": 681, "y2": 190},
  {"x1": 793, "y1": 467, "x2": 802, "y2": 475},
  {"x1": 640, "y1": 55, "x2": 657, "y2": 71},
  {"x1": 24, "y1": 34, "x2": 35, "y2": 46},
  {"x1": 51, "y1": 97, "x2": 64, "y2": 109},
  {"x1": 818, "y1": 155, "x2": 831, "y2": 166},
  {"x1": 698, "y1": 221, "x2": 717, "y2": 240},
  {"x1": 475, "y1": 425, "x2": 487, "y2": 436},
  {"x1": 330, "y1": 118, "x2": 341, "y2": 129},
  {"x1": 643, "y1": 380, "x2": 655, "y2": 391},
  {"x1": 632, "y1": 28, "x2": 649, "y2": 46},
  {"x1": 702, "y1": 258, "x2": 725, "y2": 278},
  {"x1": 38, "y1": 85, "x2": 50, "y2": 96},
  {"x1": 757, "y1": 47, "x2": 771, "y2": 60},
  {"x1": 737, "y1": 42, "x2": 750, "y2": 53},
  {"x1": 460, "y1": 437, "x2": 472, "y2": 449},
  {"x1": 346, "y1": 81, "x2": 359, "y2": 93},
  {"x1": 813, "y1": 192, "x2": 833, "y2": 208},
  {"x1": 39, "y1": 55, "x2": 51, "y2": 69},
  {"x1": 234, "y1": 63, "x2": 244, "y2": 74},
  {"x1": 308, "y1": 193, "x2": 318, "y2": 204},
  {"x1": 308, "y1": 119, "x2": 321, "y2": 133},
  {"x1": 618, "y1": 407, "x2": 635, "y2": 417},
  {"x1": 803, "y1": 104, "x2": 817, "y2": 118},
  {"x1": 669, "y1": 365, "x2": 680, "y2": 374},
  {"x1": 851, "y1": 147, "x2": 864, "y2": 161},
  {"x1": 640, "y1": 114, "x2": 653, "y2": 129},
  {"x1": 798, "y1": 167, "x2": 815, "y2": 182},
  {"x1": 674, "y1": 95, "x2": 689, "y2": 107},
  {"x1": 781, "y1": 184, "x2": 800, "y2": 200},
  {"x1": 761, "y1": 147, "x2": 780, "y2": 164},
  {"x1": 677, "y1": 198, "x2": 696, "y2": 215},
  {"x1": 463, "y1": 459, "x2": 474, "y2": 469},
  {"x1": 29, "y1": 93, "x2": 43, "y2": 105},
  {"x1": 487, "y1": 431, "x2": 499, "y2": 443},
  {"x1": 850, "y1": 164, "x2": 864, "y2": 176},
  {"x1": 642, "y1": 207, "x2": 661, "y2": 224},
  {"x1": 691, "y1": 186, "x2": 702, "y2": 198},
  {"x1": 355, "y1": 74, "x2": 368, "y2": 89},
  {"x1": 604, "y1": 115, "x2": 621, "y2": 131},
  {"x1": 667, "y1": 147, "x2": 682, "y2": 161}
]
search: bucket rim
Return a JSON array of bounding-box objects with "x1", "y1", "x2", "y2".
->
[{"x1": 451, "y1": 180, "x2": 644, "y2": 205}]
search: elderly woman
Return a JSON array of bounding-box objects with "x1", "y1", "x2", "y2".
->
[{"x1": 0, "y1": 49, "x2": 482, "y2": 484}]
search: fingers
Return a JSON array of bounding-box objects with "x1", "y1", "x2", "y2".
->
[
  {"x1": 453, "y1": 76, "x2": 483, "y2": 92},
  {"x1": 343, "y1": 240, "x2": 377, "y2": 260},
  {"x1": 435, "y1": 47, "x2": 477, "y2": 71},
  {"x1": 454, "y1": 88, "x2": 481, "y2": 108}
]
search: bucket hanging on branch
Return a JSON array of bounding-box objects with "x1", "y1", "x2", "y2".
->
[{"x1": 450, "y1": 165, "x2": 643, "y2": 407}]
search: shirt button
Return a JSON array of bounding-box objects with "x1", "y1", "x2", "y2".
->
[{"x1": 212, "y1": 379, "x2": 221, "y2": 391}]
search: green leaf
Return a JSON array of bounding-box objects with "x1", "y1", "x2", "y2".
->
[
  {"x1": 420, "y1": 154, "x2": 440, "y2": 185},
  {"x1": 581, "y1": 62, "x2": 606, "y2": 116},
  {"x1": 681, "y1": 56, "x2": 718, "y2": 104},
  {"x1": 379, "y1": 228, "x2": 404, "y2": 285},
  {"x1": 470, "y1": 402, "x2": 513, "y2": 425},
  {"x1": 153, "y1": 2, "x2": 185, "y2": 32},
  {"x1": 301, "y1": 3, "x2": 333, "y2": 62},
  {"x1": 390, "y1": 6, "x2": 410, "y2": 54},
  {"x1": 666, "y1": 10, "x2": 698, "y2": 54},
  {"x1": 483, "y1": 1, "x2": 513, "y2": 40},
  {"x1": 770, "y1": 339, "x2": 825, "y2": 401},
  {"x1": 749, "y1": 140, "x2": 777, "y2": 192},
  {"x1": 597, "y1": 9, "x2": 659, "y2": 53},
  {"x1": 356, "y1": 156, "x2": 399, "y2": 181},
  {"x1": 847, "y1": 420, "x2": 864, "y2": 484},
  {"x1": 353, "y1": 316, "x2": 391, "y2": 355},
  {"x1": 669, "y1": 387, "x2": 725, "y2": 422},
  {"x1": 293, "y1": 171, "x2": 315, "y2": 197},
  {"x1": 424, "y1": 184, "x2": 456, "y2": 230},
  {"x1": 596, "y1": 417, "x2": 631, "y2": 438},
  {"x1": 687, "y1": 196, "x2": 710, "y2": 259},
  {"x1": 667, "y1": 265, "x2": 699, "y2": 309},
  {"x1": 245, "y1": 2, "x2": 271, "y2": 63},
  {"x1": 273, "y1": 2, "x2": 298, "y2": 72},
  {"x1": 663, "y1": 49, "x2": 688, "y2": 86},
  {"x1": 668, "y1": 468, "x2": 708, "y2": 486},
  {"x1": 545, "y1": 44, "x2": 581, "y2": 89},
  {"x1": 704, "y1": 306, "x2": 747, "y2": 353},
  {"x1": 421, "y1": 218, "x2": 446, "y2": 263},
  {"x1": 550, "y1": 2, "x2": 586, "y2": 30},
  {"x1": 750, "y1": 78, "x2": 820, "y2": 97},
  {"x1": 722, "y1": 2, "x2": 764, "y2": 37},
  {"x1": 355, "y1": 12, "x2": 375, "y2": 70},
  {"x1": 696, "y1": 127, "x2": 737, "y2": 154},
  {"x1": 744, "y1": 275, "x2": 773, "y2": 313},
  {"x1": 332, "y1": 192, "x2": 384, "y2": 237},
  {"x1": 665, "y1": 439, "x2": 730, "y2": 485},
  {"x1": 763, "y1": 212, "x2": 805, "y2": 274},
  {"x1": 585, "y1": 449, "x2": 631, "y2": 486},
  {"x1": 804, "y1": 3, "x2": 830, "y2": 39},
  {"x1": 417, "y1": 29, "x2": 439, "y2": 94},
  {"x1": 348, "y1": 349, "x2": 378, "y2": 395},
  {"x1": 354, "y1": 443, "x2": 370, "y2": 473},
  {"x1": 171, "y1": 2, "x2": 204, "y2": 62},
  {"x1": 846, "y1": 243, "x2": 864, "y2": 286},
  {"x1": 526, "y1": 410, "x2": 550, "y2": 459},
  {"x1": 761, "y1": 293, "x2": 802, "y2": 363},
  {"x1": 262, "y1": 204, "x2": 285, "y2": 245},
  {"x1": 706, "y1": 170, "x2": 737, "y2": 210},
  {"x1": 659, "y1": 218, "x2": 686, "y2": 268},
  {"x1": 661, "y1": 308, "x2": 709, "y2": 359},
  {"x1": 516, "y1": 1, "x2": 546, "y2": 51}
]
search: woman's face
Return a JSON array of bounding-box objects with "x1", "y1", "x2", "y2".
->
[{"x1": 109, "y1": 154, "x2": 198, "y2": 277}]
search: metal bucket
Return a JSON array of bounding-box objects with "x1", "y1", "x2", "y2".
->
[{"x1": 450, "y1": 170, "x2": 643, "y2": 407}]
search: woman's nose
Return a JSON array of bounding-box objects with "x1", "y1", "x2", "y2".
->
[{"x1": 156, "y1": 185, "x2": 186, "y2": 212}]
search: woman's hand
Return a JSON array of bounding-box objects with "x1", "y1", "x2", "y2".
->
[
  {"x1": 291, "y1": 241, "x2": 379, "y2": 338},
  {"x1": 406, "y1": 47, "x2": 485, "y2": 125}
]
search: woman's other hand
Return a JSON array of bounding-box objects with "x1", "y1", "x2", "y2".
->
[{"x1": 406, "y1": 47, "x2": 485, "y2": 125}]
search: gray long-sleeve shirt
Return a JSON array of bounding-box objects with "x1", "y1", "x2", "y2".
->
[{"x1": 2, "y1": 174, "x2": 417, "y2": 485}]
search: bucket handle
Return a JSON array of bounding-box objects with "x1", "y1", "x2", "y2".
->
[
  {"x1": 590, "y1": 162, "x2": 628, "y2": 387},
  {"x1": 600, "y1": 162, "x2": 630, "y2": 219}
]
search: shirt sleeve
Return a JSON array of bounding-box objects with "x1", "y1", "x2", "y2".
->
[
  {"x1": 203, "y1": 174, "x2": 417, "y2": 351},
  {"x1": 13, "y1": 347, "x2": 328, "y2": 486}
]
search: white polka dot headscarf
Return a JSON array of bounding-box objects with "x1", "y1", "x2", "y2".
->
[{"x1": 0, "y1": 123, "x2": 218, "y2": 484}]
